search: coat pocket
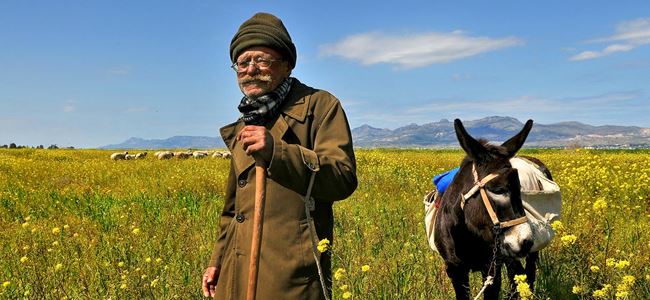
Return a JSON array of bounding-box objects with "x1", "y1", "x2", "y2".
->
[{"x1": 295, "y1": 218, "x2": 321, "y2": 283}]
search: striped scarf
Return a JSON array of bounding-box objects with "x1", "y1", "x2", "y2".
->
[{"x1": 238, "y1": 77, "x2": 294, "y2": 126}]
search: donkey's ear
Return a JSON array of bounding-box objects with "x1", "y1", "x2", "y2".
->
[
  {"x1": 454, "y1": 119, "x2": 487, "y2": 161},
  {"x1": 501, "y1": 119, "x2": 533, "y2": 157}
]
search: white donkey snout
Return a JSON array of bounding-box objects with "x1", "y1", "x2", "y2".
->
[{"x1": 502, "y1": 222, "x2": 534, "y2": 257}]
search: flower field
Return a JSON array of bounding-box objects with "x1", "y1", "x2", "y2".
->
[{"x1": 1, "y1": 148, "x2": 649, "y2": 299}]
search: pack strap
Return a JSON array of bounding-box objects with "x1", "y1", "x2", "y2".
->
[{"x1": 302, "y1": 171, "x2": 330, "y2": 300}]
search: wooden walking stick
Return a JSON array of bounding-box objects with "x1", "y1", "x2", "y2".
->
[{"x1": 247, "y1": 161, "x2": 266, "y2": 300}]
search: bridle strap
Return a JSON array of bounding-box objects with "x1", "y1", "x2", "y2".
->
[
  {"x1": 479, "y1": 187, "x2": 500, "y2": 226},
  {"x1": 462, "y1": 164, "x2": 529, "y2": 229}
]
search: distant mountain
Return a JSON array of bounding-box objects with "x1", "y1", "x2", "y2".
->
[
  {"x1": 99, "y1": 136, "x2": 224, "y2": 150},
  {"x1": 352, "y1": 116, "x2": 650, "y2": 148},
  {"x1": 99, "y1": 116, "x2": 650, "y2": 149}
]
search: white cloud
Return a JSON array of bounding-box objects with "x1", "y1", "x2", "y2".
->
[
  {"x1": 570, "y1": 18, "x2": 650, "y2": 61},
  {"x1": 320, "y1": 31, "x2": 523, "y2": 69}
]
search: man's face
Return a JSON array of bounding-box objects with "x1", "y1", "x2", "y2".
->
[{"x1": 235, "y1": 46, "x2": 291, "y2": 98}]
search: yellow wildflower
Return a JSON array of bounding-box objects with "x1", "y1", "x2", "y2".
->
[
  {"x1": 560, "y1": 234, "x2": 577, "y2": 246},
  {"x1": 2, "y1": 281, "x2": 10, "y2": 288},
  {"x1": 54, "y1": 263, "x2": 63, "y2": 271},
  {"x1": 361, "y1": 265, "x2": 370, "y2": 272},
  {"x1": 551, "y1": 220, "x2": 564, "y2": 232},
  {"x1": 513, "y1": 274, "x2": 532, "y2": 299},
  {"x1": 20, "y1": 256, "x2": 28, "y2": 263},
  {"x1": 132, "y1": 227, "x2": 140, "y2": 235},
  {"x1": 31, "y1": 228, "x2": 37, "y2": 234},
  {"x1": 622, "y1": 275, "x2": 635, "y2": 286},
  {"x1": 340, "y1": 284, "x2": 348, "y2": 291},
  {"x1": 514, "y1": 275, "x2": 527, "y2": 284},
  {"x1": 334, "y1": 268, "x2": 346, "y2": 280},
  {"x1": 317, "y1": 239, "x2": 330, "y2": 253},
  {"x1": 615, "y1": 260, "x2": 630, "y2": 269},
  {"x1": 120, "y1": 283, "x2": 127, "y2": 289},
  {"x1": 606, "y1": 258, "x2": 616, "y2": 267},
  {"x1": 593, "y1": 288, "x2": 608, "y2": 298},
  {"x1": 593, "y1": 199, "x2": 607, "y2": 212},
  {"x1": 342, "y1": 291, "x2": 352, "y2": 299},
  {"x1": 21, "y1": 222, "x2": 29, "y2": 229},
  {"x1": 118, "y1": 262, "x2": 124, "y2": 267},
  {"x1": 52, "y1": 241, "x2": 59, "y2": 247},
  {"x1": 63, "y1": 224, "x2": 69, "y2": 230},
  {"x1": 590, "y1": 265, "x2": 600, "y2": 272},
  {"x1": 572, "y1": 285, "x2": 583, "y2": 294},
  {"x1": 52, "y1": 227, "x2": 61, "y2": 234},
  {"x1": 155, "y1": 258, "x2": 163, "y2": 263},
  {"x1": 150, "y1": 278, "x2": 159, "y2": 288},
  {"x1": 146, "y1": 257, "x2": 152, "y2": 263}
]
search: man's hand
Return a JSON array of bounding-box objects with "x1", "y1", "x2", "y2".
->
[
  {"x1": 202, "y1": 266, "x2": 220, "y2": 298},
  {"x1": 237, "y1": 125, "x2": 274, "y2": 165}
]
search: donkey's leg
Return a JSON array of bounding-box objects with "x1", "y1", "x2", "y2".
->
[
  {"x1": 446, "y1": 265, "x2": 471, "y2": 300},
  {"x1": 505, "y1": 258, "x2": 525, "y2": 300},
  {"x1": 524, "y1": 252, "x2": 539, "y2": 291},
  {"x1": 481, "y1": 264, "x2": 502, "y2": 300}
]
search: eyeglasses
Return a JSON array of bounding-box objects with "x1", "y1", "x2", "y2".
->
[{"x1": 230, "y1": 57, "x2": 284, "y2": 72}]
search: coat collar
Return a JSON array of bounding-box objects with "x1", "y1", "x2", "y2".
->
[{"x1": 220, "y1": 79, "x2": 312, "y2": 176}]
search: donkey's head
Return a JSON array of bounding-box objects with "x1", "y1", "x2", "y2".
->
[{"x1": 454, "y1": 119, "x2": 534, "y2": 258}]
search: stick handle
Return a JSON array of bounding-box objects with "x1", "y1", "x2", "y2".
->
[{"x1": 247, "y1": 164, "x2": 267, "y2": 300}]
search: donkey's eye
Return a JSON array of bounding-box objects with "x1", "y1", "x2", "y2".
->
[{"x1": 489, "y1": 186, "x2": 509, "y2": 194}]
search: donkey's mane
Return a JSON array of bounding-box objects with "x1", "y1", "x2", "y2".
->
[{"x1": 458, "y1": 139, "x2": 511, "y2": 176}]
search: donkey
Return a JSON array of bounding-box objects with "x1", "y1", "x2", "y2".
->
[{"x1": 434, "y1": 119, "x2": 550, "y2": 300}]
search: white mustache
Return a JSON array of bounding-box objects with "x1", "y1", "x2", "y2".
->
[{"x1": 239, "y1": 75, "x2": 273, "y2": 85}]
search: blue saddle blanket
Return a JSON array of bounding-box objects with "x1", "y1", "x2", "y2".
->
[{"x1": 432, "y1": 167, "x2": 460, "y2": 195}]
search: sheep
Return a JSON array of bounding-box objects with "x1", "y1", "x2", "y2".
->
[
  {"x1": 110, "y1": 151, "x2": 128, "y2": 160},
  {"x1": 174, "y1": 151, "x2": 193, "y2": 159},
  {"x1": 156, "y1": 151, "x2": 174, "y2": 160},
  {"x1": 211, "y1": 151, "x2": 231, "y2": 159},
  {"x1": 135, "y1": 152, "x2": 148, "y2": 159},
  {"x1": 193, "y1": 151, "x2": 208, "y2": 159},
  {"x1": 125, "y1": 154, "x2": 137, "y2": 160}
]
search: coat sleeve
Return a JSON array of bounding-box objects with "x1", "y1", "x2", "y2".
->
[
  {"x1": 267, "y1": 96, "x2": 357, "y2": 201},
  {"x1": 209, "y1": 159, "x2": 237, "y2": 268}
]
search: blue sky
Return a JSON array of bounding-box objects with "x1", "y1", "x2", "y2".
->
[{"x1": 1, "y1": 1, "x2": 649, "y2": 148}]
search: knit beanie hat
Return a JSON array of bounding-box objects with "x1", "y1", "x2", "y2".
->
[{"x1": 230, "y1": 12, "x2": 297, "y2": 69}]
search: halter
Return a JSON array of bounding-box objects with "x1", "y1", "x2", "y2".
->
[{"x1": 461, "y1": 164, "x2": 528, "y2": 230}]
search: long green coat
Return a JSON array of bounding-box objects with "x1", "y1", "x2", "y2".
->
[{"x1": 209, "y1": 79, "x2": 358, "y2": 299}]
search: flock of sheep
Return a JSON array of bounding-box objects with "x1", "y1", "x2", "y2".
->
[{"x1": 110, "y1": 150, "x2": 231, "y2": 160}]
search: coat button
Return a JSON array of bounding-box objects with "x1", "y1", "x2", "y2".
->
[
  {"x1": 238, "y1": 179, "x2": 247, "y2": 188},
  {"x1": 235, "y1": 214, "x2": 245, "y2": 223}
]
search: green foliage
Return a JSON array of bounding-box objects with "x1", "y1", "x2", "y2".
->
[{"x1": 1, "y1": 148, "x2": 649, "y2": 299}]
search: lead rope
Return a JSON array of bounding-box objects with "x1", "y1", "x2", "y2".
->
[
  {"x1": 473, "y1": 229, "x2": 502, "y2": 300},
  {"x1": 303, "y1": 171, "x2": 331, "y2": 300}
]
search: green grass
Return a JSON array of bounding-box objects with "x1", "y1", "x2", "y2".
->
[{"x1": 1, "y1": 148, "x2": 649, "y2": 299}]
